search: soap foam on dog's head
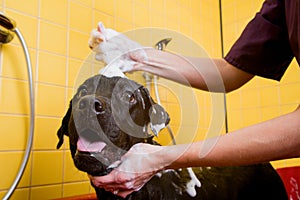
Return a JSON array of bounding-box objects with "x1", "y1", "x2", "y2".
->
[{"x1": 99, "y1": 62, "x2": 127, "y2": 78}]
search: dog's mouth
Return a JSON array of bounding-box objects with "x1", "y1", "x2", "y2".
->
[
  {"x1": 77, "y1": 135, "x2": 107, "y2": 152},
  {"x1": 74, "y1": 147, "x2": 124, "y2": 176},
  {"x1": 74, "y1": 151, "x2": 115, "y2": 176},
  {"x1": 74, "y1": 130, "x2": 126, "y2": 176}
]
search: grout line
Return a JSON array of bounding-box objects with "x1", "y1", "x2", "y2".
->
[
  {"x1": 28, "y1": 0, "x2": 43, "y2": 197},
  {"x1": 0, "y1": 180, "x2": 91, "y2": 193},
  {"x1": 60, "y1": 0, "x2": 72, "y2": 197}
]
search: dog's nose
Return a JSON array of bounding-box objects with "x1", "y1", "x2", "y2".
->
[{"x1": 78, "y1": 96, "x2": 105, "y2": 114}]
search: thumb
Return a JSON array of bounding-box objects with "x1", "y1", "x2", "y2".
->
[{"x1": 130, "y1": 47, "x2": 150, "y2": 61}]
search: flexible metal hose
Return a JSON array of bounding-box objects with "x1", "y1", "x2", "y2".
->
[
  {"x1": 2, "y1": 27, "x2": 35, "y2": 200},
  {"x1": 153, "y1": 38, "x2": 176, "y2": 145}
]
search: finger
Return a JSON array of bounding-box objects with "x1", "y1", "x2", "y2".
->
[
  {"x1": 113, "y1": 183, "x2": 144, "y2": 198},
  {"x1": 117, "y1": 189, "x2": 136, "y2": 198},
  {"x1": 90, "y1": 169, "x2": 133, "y2": 187},
  {"x1": 89, "y1": 173, "x2": 116, "y2": 187},
  {"x1": 132, "y1": 62, "x2": 146, "y2": 71},
  {"x1": 115, "y1": 174, "x2": 149, "y2": 190},
  {"x1": 130, "y1": 50, "x2": 146, "y2": 62},
  {"x1": 102, "y1": 182, "x2": 145, "y2": 196}
]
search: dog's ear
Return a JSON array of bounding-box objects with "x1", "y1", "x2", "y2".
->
[
  {"x1": 140, "y1": 87, "x2": 170, "y2": 136},
  {"x1": 56, "y1": 100, "x2": 72, "y2": 149}
]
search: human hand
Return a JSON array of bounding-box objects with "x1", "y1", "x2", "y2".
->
[
  {"x1": 88, "y1": 143, "x2": 167, "y2": 198},
  {"x1": 88, "y1": 22, "x2": 148, "y2": 73}
]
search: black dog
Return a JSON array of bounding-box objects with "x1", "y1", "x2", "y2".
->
[{"x1": 57, "y1": 74, "x2": 287, "y2": 200}]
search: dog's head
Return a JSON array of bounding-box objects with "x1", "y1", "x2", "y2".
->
[{"x1": 56, "y1": 75, "x2": 169, "y2": 176}]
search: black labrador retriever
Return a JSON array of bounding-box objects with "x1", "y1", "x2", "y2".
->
[{"x1": 57, "y1": 74, "x2": 287, "y2": 200}]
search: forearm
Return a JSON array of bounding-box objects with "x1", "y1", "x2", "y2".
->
[
  {"x1": 133, "y1": 48, "x2": 254, "y2": 92},
  {"x1": 160, "y1": 105, "x2": 300, "y2": 169}
]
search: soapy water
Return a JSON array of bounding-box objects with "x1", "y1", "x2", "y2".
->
[{"x1": 72, "y1": 27, "x2": 226, "y2": 174}]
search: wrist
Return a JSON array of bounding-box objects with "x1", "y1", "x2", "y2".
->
[{"x1": 155, "y1": 144, "x2": 185, "y2": 170}]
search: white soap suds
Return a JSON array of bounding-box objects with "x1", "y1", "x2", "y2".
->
[{"x1": 185, "y1": 167, "x2": 201, "y2": 197}]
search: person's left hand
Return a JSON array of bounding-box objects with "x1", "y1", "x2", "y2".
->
[{"x1": 88, "y1": 143, "x2": 167, "y2": 198}]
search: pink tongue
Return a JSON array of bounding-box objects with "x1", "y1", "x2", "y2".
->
[{"x1": 77, "y1": 137, "x2": 107, "y2": 152}]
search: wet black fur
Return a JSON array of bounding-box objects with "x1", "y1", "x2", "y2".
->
[{"x1": 57, "y1": 75, "x2": 287, "y2": 200}]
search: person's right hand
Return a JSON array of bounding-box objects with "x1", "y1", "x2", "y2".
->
[
  {"x1": 89, "y1": 143, "x2": 168, "y2": 198},
  {"x1": 88, "y1": 22, "x2": 148, "y2": 73}
]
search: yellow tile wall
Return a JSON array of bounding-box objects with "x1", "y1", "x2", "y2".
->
[
  {"x1": 3, "y1": 0, "x2": 297, "y2": 199},
  {"x1": 0, "y1": 0, "x2": 99, "y2": 198},
  {"x1": 0, "y1": 0, "x2": 221, "y2": 199}
]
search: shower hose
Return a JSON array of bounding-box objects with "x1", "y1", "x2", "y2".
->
[
  {"x1": 0, "y1": 13, "x2": 35, "y2": 200},
  {"x1": 154, "y1": 38, "x2": 176, "y2": 145}
]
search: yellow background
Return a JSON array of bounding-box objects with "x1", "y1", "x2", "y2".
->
[{"x1": 0, "y1": 0, "x2": 299, "y2": 199}]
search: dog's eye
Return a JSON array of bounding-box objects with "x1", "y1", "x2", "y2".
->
[
  {"x1": 123, "y1": 92, "x2": 136, "y2": 103},
  {"x1": 129, "y1": 94, "x2": 135, "y2": 103},
  {"x1": 95, "y1": 100, "x2": 105, "y2": 114},
  {"x1": 78, "y1": 88, "x2": 88, "y2": 98}
]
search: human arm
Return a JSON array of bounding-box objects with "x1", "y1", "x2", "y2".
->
[
  {"x1": 90, "y1": 104, "x2": 300, "y2": 198},
  {"x1": 130, "y1": 49, "x2": 254, "y2": 92},
  {"x1": 89, "y1": 23, "x2": 254, "y2": 92},
  {"x1": 166, "y1": 105, "x2": 300, "y2": 168}
]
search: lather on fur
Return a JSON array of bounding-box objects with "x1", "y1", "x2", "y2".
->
[{"x1": 57, "y1": 74, "x2": 287, "y2": 200}]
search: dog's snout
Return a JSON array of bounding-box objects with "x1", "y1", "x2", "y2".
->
[{"x1": 78, "y1": 96, "x2": 105, "y2": 114}]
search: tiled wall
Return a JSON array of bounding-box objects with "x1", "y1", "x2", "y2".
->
[
  {"x1": 0, "y1": 0, "x2": 222, "y2": 199},
  {"x1": 0, "y1": 0, "x2": 299, "y2": 199}
]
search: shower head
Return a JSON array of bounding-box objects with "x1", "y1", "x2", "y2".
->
[
  {"x1": 0, "y1": 28, "x2": 15, "y2": 44},
  {"x1": 0, "y1": 12, "x2": 16, "y2": 30},
  {"x1": 155, "y1": 38, "x2": 172, "y2": 51},
  {"x1": 0, "y1": 12, "x2": 16, "y2": 44}
]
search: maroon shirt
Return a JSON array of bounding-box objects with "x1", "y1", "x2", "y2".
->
[{"x1": 225, "y1": 0, "x2": 300, "y2": 81}]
